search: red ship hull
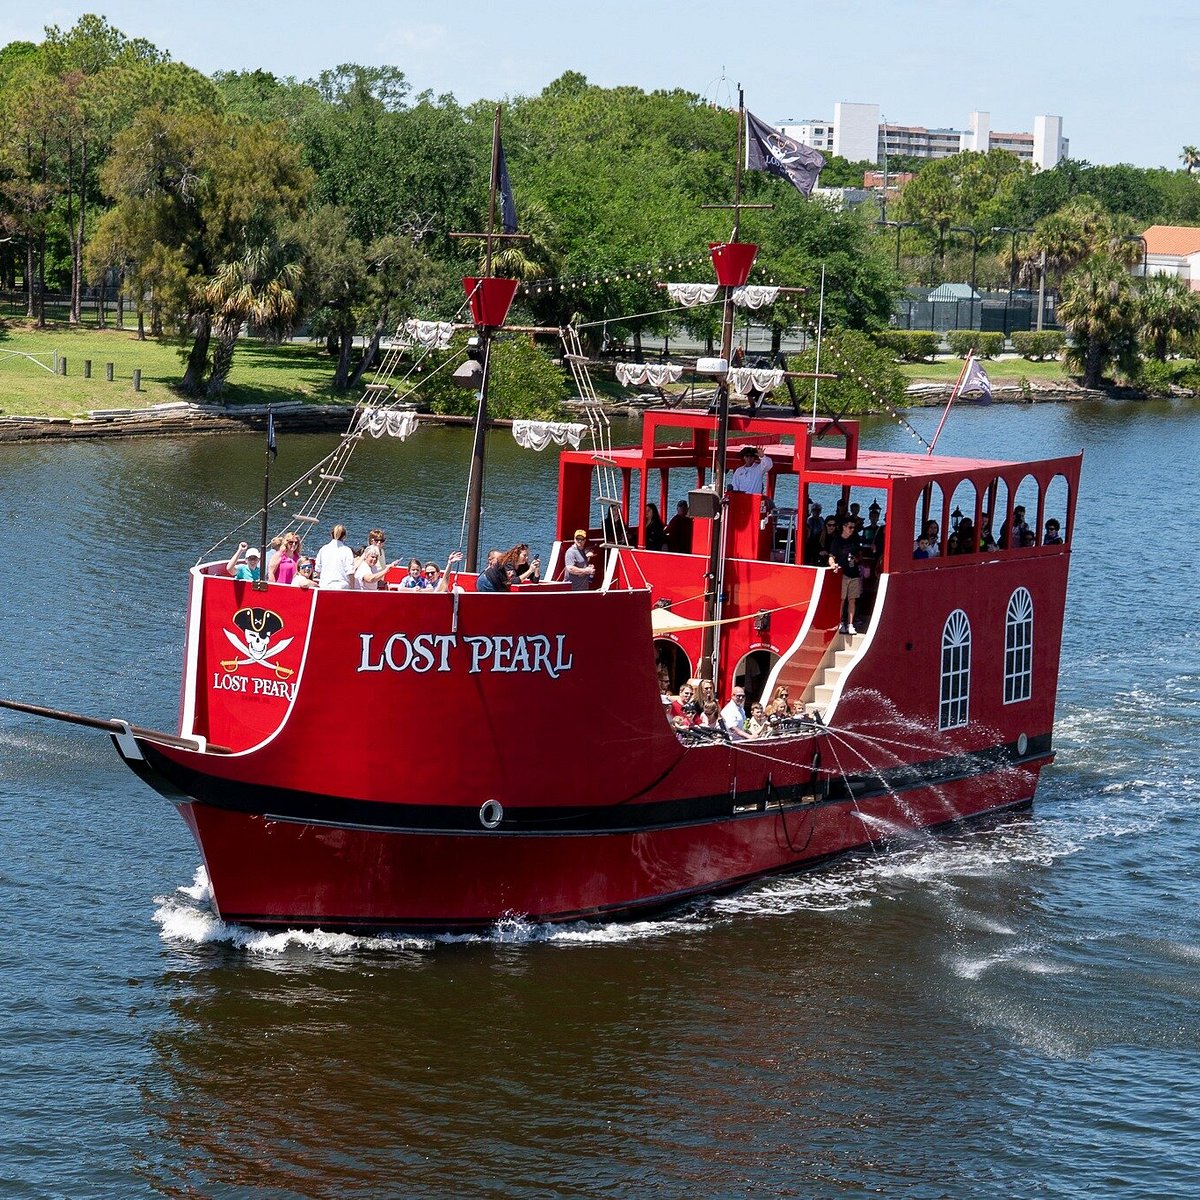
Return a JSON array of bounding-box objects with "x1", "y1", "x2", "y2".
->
[{"x1": 158, "y1": 763, "x2": 1040, "y2": 930}]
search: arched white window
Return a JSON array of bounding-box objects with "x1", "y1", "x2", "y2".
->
[
  {"x1": 939, "y1": 609, "x2": 971, "y2": 729},
  {"x1": 1004, "y1": 587, "x2": 1034, "y2": 704}
]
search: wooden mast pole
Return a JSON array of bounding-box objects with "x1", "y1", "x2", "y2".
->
[
  {"x1": 463, "y1": 105, "x2": 503, "y2": 574},
  {"x1": 700, "y1": 88, "x2": 746, "y2": 689}
]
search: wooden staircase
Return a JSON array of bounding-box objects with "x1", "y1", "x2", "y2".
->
[{"x1": 805, "y1": 630, "x2": 860, "y2": 715}]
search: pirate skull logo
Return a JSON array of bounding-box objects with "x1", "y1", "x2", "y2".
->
[
  {"x1": 233, "y1": 608, "x2": 283, "y2": 660},
  {"x1": 221, "y1": 608, "x2": 294, "y2": 678}
]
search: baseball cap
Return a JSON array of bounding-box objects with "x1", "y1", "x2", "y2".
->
[
  {"x1": 574, "y1": 529, "x2": 587, "y2": 540},
  {"x1": 246, "y1": 547, "x2": 261, "y2": 559}
]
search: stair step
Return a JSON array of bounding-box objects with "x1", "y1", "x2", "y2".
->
[{"x1": 813, "y1": 684, "x2": 836, "y2": 709}]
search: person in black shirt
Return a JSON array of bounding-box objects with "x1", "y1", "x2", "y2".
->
[
  {"x1": 827, "y1": 517, "x2": 863, "y2": 634},
  {"x1": 642, "y1": 503, "x2": 666, "y2": 551},
  {"x1": 664, "y1": 500, "x2": 693, "y2": 553}
]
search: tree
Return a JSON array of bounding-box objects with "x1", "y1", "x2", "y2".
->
[
  {"x1": 99, "y1": 108, "x2": 312, "y2": 394},
  {"x1": 793, "y1": 327, "x2": 907, "y2": 416},
  {"x1": 1057, "y1": 254, "x2": 1139, "y2": 388},
  {"x1": 1137, "y1": 273, "x2": 1200, "y2": 361},
  {"x1": 1182, "y1": 146, "x2": 1200, "y2": 175},
  {"x1": 417, "y1": 333, "x2": 569, "y2": 419},
  {"x1": 1021, "y1": 197, "x2": 1143, "y2": 291},
  {"x1": 204, "y1": 238, "x2": 304, "y2": 395},
  {"x1": 39, "y1": 15, "x2": 170, "y2": 323},
  {"x1": 0, "y1": 67, "x2": 60, "y2": 323},
  {"x1": 891, "y1": 150, "x2": 1031, "y2": 237}
]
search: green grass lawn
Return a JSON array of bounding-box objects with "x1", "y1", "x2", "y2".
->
[
  {"x1": 900, "y1": 357, "x2": 1072, "y2": 383},
  {"x1": 0, "y1": 323, "x2": 350, "y2": 418}
]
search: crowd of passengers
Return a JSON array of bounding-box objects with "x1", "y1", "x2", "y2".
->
[
  {"x1": 658, "y1": 668, "x2": 814, "y2": 741},
  {"x1": 222, "y1": 525, "x2": 562, "y2": 592},
  {"x1": 911, "y1": 504, "x2": 1063, "y2": 559}
]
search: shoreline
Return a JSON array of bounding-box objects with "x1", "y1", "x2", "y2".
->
[{"x1": 0, "y1": 380, "x2": 1178, "y2": 444}]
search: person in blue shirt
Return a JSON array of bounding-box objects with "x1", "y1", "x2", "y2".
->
[{"x1": 225, "y1": 542, "x2": 261, "y2": 582}]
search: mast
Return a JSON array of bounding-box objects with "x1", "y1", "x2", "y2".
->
[
  {"x1": 700, "y1": 89, "x2": 749, "y2": 687},
  {"x1": 451, "y1": 105, "x2": 526, "y2": 574},
  {"x1": 463, "y1": 107, "x2": 503, "y2": 574}
]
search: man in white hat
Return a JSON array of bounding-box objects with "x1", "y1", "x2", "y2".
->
[{"x1": 728, "y1": 445, "x2": 773, "y2": 494}]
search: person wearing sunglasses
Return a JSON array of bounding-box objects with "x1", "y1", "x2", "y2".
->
[
  {"x1": 292, "y1": 558, "x2": 318, "y2": 590},
  {"x1": 270, "y1": 533, "x2": 302, "y2": 584},
  {"x1": 429, "y1": 550, "x2": 463, "y2": 593}
]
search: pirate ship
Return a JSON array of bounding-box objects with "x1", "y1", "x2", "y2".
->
[{"x1": 0, "y1": 102, "x2": 1079, "y2": 931}]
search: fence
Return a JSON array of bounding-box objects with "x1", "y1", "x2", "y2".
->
[
  {"x1": 0, "y1": 289, "x2": 133, "y2": 328},
  {"x1": 893, "y1": 287, "x2": 1059, "y2": 336}
]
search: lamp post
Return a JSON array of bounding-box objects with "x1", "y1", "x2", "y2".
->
[
  {"x1": 877, "y1": 219, "x2": 922, "y2": 272},
  {"x1": 948, "y1": 226, "x2": 980, "y2": 331},
  {"x1": 991, "y1": 226, "x2": 1034, "y2": 338},
  {"x1": 1123, "y1": 233, "x2": 1150, "y2": 279}
]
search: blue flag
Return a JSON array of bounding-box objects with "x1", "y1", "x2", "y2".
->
[
  {"x1": 961, "y1": 357, "x2": 993, "y2": 405},
  {"x1": 745, "y1": 111, "x2": 825, "y2": 197},
  {"x1": 497, "y1": 140, "x2": 518, "y2": 234}
]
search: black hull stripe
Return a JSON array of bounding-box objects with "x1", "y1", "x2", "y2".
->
[
  {"x1": 215, "y1": 799, "x2": 1036, "y2": 933},
  {"x1": 129, "y1": 734, "x2": 1052, "y2": 837}
]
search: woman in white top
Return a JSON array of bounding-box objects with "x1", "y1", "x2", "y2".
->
[{"x1": 354, "y1": 546, "x2": 396, "y2": 590}]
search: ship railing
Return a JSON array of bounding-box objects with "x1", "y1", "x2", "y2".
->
[{"x1": 562, "y1": 325, "x2": 631, "y2": 548}]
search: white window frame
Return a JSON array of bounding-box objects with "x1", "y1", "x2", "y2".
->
[
  {"x1": 1004, "y1": 587, "x2": 1034, "y2": 704},
  {"x1": 939, "y1": 609, "x2": 971, "y2": 730}
]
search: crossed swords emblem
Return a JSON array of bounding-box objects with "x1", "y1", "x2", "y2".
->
[
  {"x1": 220, "y1": 608, "x2": 294, "y2": 679},
  {"x1": 221, "y1": 628, "x2": 295, "y2": 679}
]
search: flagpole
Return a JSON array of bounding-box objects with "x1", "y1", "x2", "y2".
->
[
  {"x1": 811, "y1": 263, "x2": 826, "y2": 422},
  {"x1": 256, "y1": 405, "x2": 275, "y2": 591},
  {"x1": 927, "y1": 351, "x2": 972, "y2": 456}
]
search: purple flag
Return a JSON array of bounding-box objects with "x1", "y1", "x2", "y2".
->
[
  {"x1": 961, "y1": 357, "x2": 993, "y2": 405},
  {"x1": 745, "y1": 111, "x2": 825, "y2": 196},
  {"x1": 497, "y1": 140, "x2": 518, "y2": 234}
]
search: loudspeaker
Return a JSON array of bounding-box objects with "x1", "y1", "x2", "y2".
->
[{"x1": 688, "y1": 488, "x2": 720, "y2": 519}]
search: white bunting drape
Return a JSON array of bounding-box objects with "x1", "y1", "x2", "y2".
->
[
  {"x1": 728, "y1": 368, "x2": 784, "y2": 396},
  {"x1": 614, "y1": 363, "x2": 684, "y2": 387},
  {"x1": 667, "y1": 283, "x2": 719, "y2": 307},
  {"x1": 398, "y1": 318, "x2": 456, "y2": 349},
  {"x1": 667, "y1": 283, "x2": 778, "y2": 309},
  {"x1": 732, "y1": 285, "x2": 779, "y2": 310},
  {"x1": 511, "y1": 420, "x2": 587, "y2": 451},
  {"x1": 355, "y1": 407, "x2": 420, "y2": 440}
]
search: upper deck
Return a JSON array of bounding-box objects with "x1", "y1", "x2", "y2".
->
[{"x1": 556, "y1": 408, "x2": 1081, "y2": 572}]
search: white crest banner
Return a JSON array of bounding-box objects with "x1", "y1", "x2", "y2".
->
[
  {"x1": 355, "y1": 407, "x2": 420, "y2": 440},
  {"x1": 667, "y1": 283, "x2": 719, "y2": 308},
  {"x1": 511, "y1": 420, "x2": 587, "y2": 451},
  {"x1": 615, "y1": 363, "x2": 684, "y2": 387},
  {"x1": 732, "y1": 285, "x2": 779, "y2": 310}
]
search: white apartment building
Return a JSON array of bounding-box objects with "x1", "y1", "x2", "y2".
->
[{"x1": 779, "y1": 105, "x2": 1068, "y2": 170}]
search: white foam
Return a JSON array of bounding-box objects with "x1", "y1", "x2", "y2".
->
[
  {"x1": 152, "y1": 871, "x2": 709, "y2": 954},
  {"x1": 153, "y1": 884, "x2": 433, "y2": 955},
  {"x1": 178, "y1": 864, "x2": 212, "y2": 902}
]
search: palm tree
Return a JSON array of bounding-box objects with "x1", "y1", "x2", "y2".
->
[
  {"x1": 203, "y1": 241, "x2": 304, "y2": 397},
  {"x1": 1023, "y1": 198, "x2": 1137, "y2": 287},
  {"x1": 1057, "y1": 254, "x2": 1139, "y2": 388},
  {"x1": 1137, "y1": 273, "x2": 1200, "y2": 361},
  {"x1": 1182, "y1": 146, "x2": 1200, "y2": 174}
]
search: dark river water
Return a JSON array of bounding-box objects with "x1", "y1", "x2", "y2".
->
[{"x1": 0, "y1": 399, "x2": 1196, "y2": 1198}]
